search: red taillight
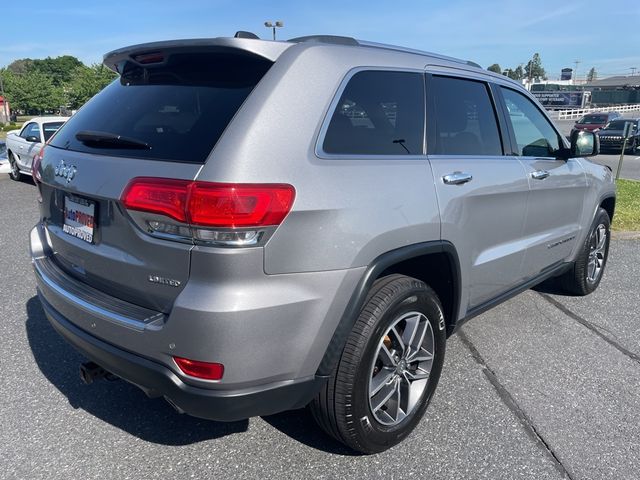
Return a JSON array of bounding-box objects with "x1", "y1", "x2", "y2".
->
[
  {"x1": 122, "y1": 178, "x2": 190, "y2": 223},
  {"x1": 33, "y1": 146, "x2": 45, "y2": 183},
  {"x1": 189, "y1": 183, "x2": 295, "y2": 227},
  {"x1": 173, "y1": 356, "x2": 224, "y2": 380},
  {"x1": 121, "y1": 178, "x2": 295, "y2": 228}
]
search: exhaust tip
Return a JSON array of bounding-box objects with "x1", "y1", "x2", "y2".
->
[{"x1": 79, "y1": 361, "x2": 108, "y2": 385}]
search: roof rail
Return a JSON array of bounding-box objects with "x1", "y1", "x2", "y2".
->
[
  {"x1": 357, "y1": 40, "x2": 480, "y2": 68},
  {"x1": 285, "y1": 35, "x2": 482, "y2": 69},
  {"x1": 288, "y1": 35, "x2": 360, "y2": 46}
]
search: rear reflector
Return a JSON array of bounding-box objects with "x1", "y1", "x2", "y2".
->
[
  {"x1": 173, "y1": 356, "x2": 224, "y2": 380},
  {"x1": 122, "y1": 178, "x2": 295, "y2": 228}
]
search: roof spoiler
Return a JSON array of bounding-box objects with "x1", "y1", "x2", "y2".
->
[{"x1": 103, "y1": 37, "x2": 292, "y2": 72}]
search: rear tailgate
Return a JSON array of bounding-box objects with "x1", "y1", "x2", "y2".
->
[{"x1": 40, "y1": 43, "x2": 279, "y2": 312}]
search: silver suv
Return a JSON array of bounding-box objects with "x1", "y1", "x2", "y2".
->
[{"x1": 30, "y1": 34, "x2": 615, "y2": 454}]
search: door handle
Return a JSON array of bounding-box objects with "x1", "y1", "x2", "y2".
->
[
  {"x1": 531, "y1": 170, "x2": 550, "y2": 180},
  {"x1": 442, "y1": 172, "x2": 473, "y2": 185}
]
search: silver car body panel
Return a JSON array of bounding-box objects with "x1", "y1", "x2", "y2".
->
[{"x1": 31, "y1": 36, "x2": 616, "y2": 411}]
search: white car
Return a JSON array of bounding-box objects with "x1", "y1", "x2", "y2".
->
[
  {"x1": 5, "y1": 116, "x2": 69, "y2": 180},
  {"x1": 0, "y1": 141, "x2": 8, "y2": 174}
]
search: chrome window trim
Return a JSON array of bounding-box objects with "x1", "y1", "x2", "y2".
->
[{"x1": 315, "y1": 66, "x2": 428, "y2": 160}]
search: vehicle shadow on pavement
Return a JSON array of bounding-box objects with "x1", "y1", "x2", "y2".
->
[
  {"x1": 25, "y1": 296, "x2": 249, "y2": 446},
  {"x1": 262, "y1": 410, "x2": 359, "y2": 456},
  {"x1": 531, "y1": 276, "x2": 575, "y2": 296}
]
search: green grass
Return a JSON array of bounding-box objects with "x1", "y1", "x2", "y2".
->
[{"x1": 613, "y1": 179, "x2": 640, "y2": 231}]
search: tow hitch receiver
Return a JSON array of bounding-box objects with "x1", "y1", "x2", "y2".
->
[{"x1": 80, "y1": 361, "x2": 117, "y2": 384}]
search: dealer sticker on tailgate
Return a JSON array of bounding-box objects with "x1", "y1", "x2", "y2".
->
[{"x1": 63, "y1": 196, "x2": 96, "y2": 243}]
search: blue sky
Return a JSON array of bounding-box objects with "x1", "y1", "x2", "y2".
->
[{"x1": 1, "y1": 0, "x2": 638, "y2": 79}]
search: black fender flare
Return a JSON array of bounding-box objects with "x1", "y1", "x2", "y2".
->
[{"x1": 315, "y1": 241, "x2": 461, "y2": 377}]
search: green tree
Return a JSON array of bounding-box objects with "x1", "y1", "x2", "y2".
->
[
  {"x1": 7, "y1": 58, "x2": 34, "y2": 75},
  {"x1": 514, "y1": 65, "x2": 524, "y2": 80},
  {"x1": 2, "y1": 69, "x2": 64, "y2": 113},
  {"x1": 31, "y1": 55, "x2": 83, "y2": 86},
  {"x1": 524, "y1": 53, "x2": 546, "y2": 81},
  {"x1": 65, "y1": 64, "x2": 117, "y2": 109},
  {"x1": 586, "y1": 67, "x2": 597, "y2": 82},
  {"x1": 487, "y1": 63, "x2": 502, "y2": 74},
  {"x1": 504, "y1": 68, "x2": 518, "y2": 80}
]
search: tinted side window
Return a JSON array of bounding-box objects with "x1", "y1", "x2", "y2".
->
[
  {"x1": 21, "y1": 122, "x2": 41, "y2": 141},
  {"x1": 42, "y1": 122, "x2": 65, "y2": 142},
  {"x1": 430, "y1": 76, "x2": 502, "y2": 156},
  {"x1": 323, "y1": 71, "x2": 424, "y2": 155},
  {"x1": 501, "y1": 87, "x2": 560, "y2": 157}
]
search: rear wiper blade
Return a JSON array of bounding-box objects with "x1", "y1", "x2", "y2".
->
[{"x1": 75, "y1": 130, "x2": 151, "y2": 150}]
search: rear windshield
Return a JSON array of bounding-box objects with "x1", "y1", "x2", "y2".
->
[
  {"x1": 50, "y1": 52, "x2": 272, "y2": 163},
  {"x1": 43, "y1": 122, "x2": 65, "y2": 142},
  {"x1": 578, "y1": 115, "x2": 607, "y2": 124}
]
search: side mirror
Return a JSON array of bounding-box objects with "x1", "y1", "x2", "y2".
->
[
  {"x1": 570, "y1": 130, "x2": 599, "y2": 158},
  {"x1": 25, "y1": 135, "x2": 40, "y2": 143}
]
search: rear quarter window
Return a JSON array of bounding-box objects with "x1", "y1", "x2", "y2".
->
[
  {"x1": 322, "y1": 70, "x2": 425, "y2": 156},
  {"x1": 429, "y1": 76, "x2": 503, "y2": 156},
  {"x1": 50, "y1": 52, "x2": 272, "y2": 163}
]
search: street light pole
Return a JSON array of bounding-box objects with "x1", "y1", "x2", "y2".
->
[{"x1": 264, "y1": 20, "x2": 284, "y2": 40}]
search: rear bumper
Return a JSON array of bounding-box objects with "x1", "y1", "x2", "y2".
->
[
  {"x1": 39, "y1": 293, "x2": 324, "y2": 421},
  {"x1": 30, "y1": 222, "x2": 361, "y2": 420}
]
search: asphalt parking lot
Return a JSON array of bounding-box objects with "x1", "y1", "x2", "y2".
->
[{"x1": 1, "y1": 175, "x2": 639, "y2": 480}]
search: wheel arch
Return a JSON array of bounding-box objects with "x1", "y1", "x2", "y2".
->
[
  {"x1": 600, "y1": 195, "x2": 615, "y2": 222},
  {"x1": 315, "y1": 241, "x2": 461, "y2": 377}
]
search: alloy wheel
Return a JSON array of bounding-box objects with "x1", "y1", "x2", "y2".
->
[
  {"x1": 368, "y1": 311, "x2": 435, "y2": 426},
  {"x1": 587, "y1": 224, "x2": 607, "y2": 283}
]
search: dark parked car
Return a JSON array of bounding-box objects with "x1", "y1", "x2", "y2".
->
[
  {"x1": 597, "y1": 118, "x2": 639, "y2": 154},
  {"x1": 572, "y1": 111, "x2": 620, "y2": 134}
]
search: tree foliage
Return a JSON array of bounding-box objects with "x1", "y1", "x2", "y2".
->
[
  {"x1": 65, "y1": 64, "x2": 117, "y2": 109},
  {"x1": 1, "y1": 55, "x2": 117, "y2": 115},
  {"x1": 490, "y1": 54, "x2": 547, "y2": 83},
  {"x1": 586, "y1": 67, "x2": 597, "y2": 82},
  {"x1": 514, "y1": 65, "x2": 524, "y2": 80},
  {"x1": 524, "y1": 53, "x2": 546, "y2": 81},
  {"x1": 31, "y1": 55, "x2": 84, "y2": 86},
  {"x1": 1, "y1": 69, "x2": 64, "y2": 113}
]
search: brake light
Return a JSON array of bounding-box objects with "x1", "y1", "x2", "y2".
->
[
  {"x1": 122, "y1": 178, "x2": 189, "y2": 223},
  {"x1": 189, "y1": 183, "x2": 295, "y2": 228},
  {"x1": 122, "y1": 178, "x2": 295, "y2": 228},
  {"x1": 33, "y1": 146, "x2": 45, "y2": 183},
  {"x1": 173, "y1": 356, "x2": 224, "y2": 380},
  {"x1": 134, "y1": 52, "x2": 165, "y2": 64}
]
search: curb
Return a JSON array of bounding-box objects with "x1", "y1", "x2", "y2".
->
[{"x1": 612, "y1": 231, "x2": 640, "y2": 240}]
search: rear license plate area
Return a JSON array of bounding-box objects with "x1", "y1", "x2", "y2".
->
[{"x1": 63, "y1": 195, "x2": 96, "y2": 244}]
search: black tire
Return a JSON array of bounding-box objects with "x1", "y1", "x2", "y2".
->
[
  {"x1": 626, "y1": 140, "x2": 637, "y2": 155},
  {"x1": 561, "y1": 208, "x2": 611, "y2": 295},
  {"x1": 8, "y1": 153, "x2": 22, "y2": 181},
  {"x1": 310, "y1": 274, "x2": 446, "y2": 454}
]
